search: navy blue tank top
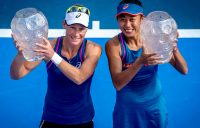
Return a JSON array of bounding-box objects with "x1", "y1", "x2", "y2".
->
[{"x1": 42, "y1": 37, "x2": 94, "y2": 124}]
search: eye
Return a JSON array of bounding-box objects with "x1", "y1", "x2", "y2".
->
[
  {"x1": 130, "y1": 17, "x2": 136, "y2": 22},
  {"x1": 119, "y1": 18, "x2": 125, "y2": 22},
  {"x1": 69, "y1": 26, "x2": 76, "y2": 30},
  {"x1": 79, "y1": 27, "x2": 86, "y2": 31}
]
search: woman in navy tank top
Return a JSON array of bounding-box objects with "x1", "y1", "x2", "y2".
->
[
  {"x1": 10, "y1": 4, "x2": 102, "y2": 128},
  {"x1": 105, "y1": 0, "x2": 188, "y2": 128}
]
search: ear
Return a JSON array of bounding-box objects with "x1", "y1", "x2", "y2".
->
[
  {"x1": 62, "y1": 20, "x2": 67, "y2": 29},
  {"x1": 140, "y1": 14, "x2": 144, "y2": 20}
]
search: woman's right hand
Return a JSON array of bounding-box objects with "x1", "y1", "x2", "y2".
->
[
  {"x1": 137, "y1": 46, "x2": 163, "y2": 66},
  {"x1": 11, "y1": 33, "x2": 24, "y2": 55}
]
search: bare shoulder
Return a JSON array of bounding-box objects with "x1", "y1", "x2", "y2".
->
[
  {"x1": 86, "y1": 40, "x2": 102, "y2": 55},
  {"x1": 105, "y1": 35, "x2": 120, "y2": 54}
]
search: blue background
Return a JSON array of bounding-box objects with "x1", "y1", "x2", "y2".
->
[{"x1": 0, "y1": 0, "x2": 200, "y2": 128}]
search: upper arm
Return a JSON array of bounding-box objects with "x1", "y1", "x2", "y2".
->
[
  {"x1": 79, "y1": 41, "x2": 102, "y2": 78},
  {"x1": 105, "y1": 38, "x2": 122, "y2": 78},
  {"x1": 10, "y1": 38, "x2": 58, "y2": 79}
]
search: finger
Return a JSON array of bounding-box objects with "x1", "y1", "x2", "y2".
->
[
  {"x1": 146, "y1": 55, "x2": 163, "y2": 63},
  {"x1": 153, "y1": 55, "x2": 164, "y2": 60},
  {"x1": 34, "y1": 49, "x2": 46, "y2": 53},
  {"x1": 173, "y1": 38, "x2": 178, "y2": 47},
  {"x1": 42, "y1": 37, "x2": 50, "y2": 45},
  {"x1": 145, "y1": 53, "x2": 158, "y2": 58},
  {"x1": 148, "y1": 60, "x2": 163, "y2": 66},
  {"x1": 34, "y1": 51, "x2": 44, "y2": 56},
  {"x1": 11, "y1": 33, "x2": 17, "y2": 43},
  {"x1": 11, "y1": 33, "x2": 15, "y2": 39},
  {"x1": 174, "y1": 38, "x2": 178, "y2": 42},
  {"x1": 36, "y1": 43, "x2": 46, "y2": 49},
  {"x1": 176, "y1": 31, "x2": 179, "y2": 38}
]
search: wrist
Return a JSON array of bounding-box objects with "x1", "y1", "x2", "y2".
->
[
  {"x1": 135, "y1": 57, "x2": 145, "y2": 67},
  {"x1": 51, "y1": 52, "x2": 63, "y2": 66}
]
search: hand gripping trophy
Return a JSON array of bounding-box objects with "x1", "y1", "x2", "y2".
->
[
  {"x1": 140, "y1": 11, "x2": 177, "y2": 63},
  {"x1": 11, "y1": 8, "x2": 48, "y2": 61}
]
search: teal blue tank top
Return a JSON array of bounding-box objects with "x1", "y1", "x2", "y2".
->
[
  {"x1": 113, "y1": 33, "x2": 167, "y2": 128},
  {"x1": 117, "y1": 33, "x2": 162, "y2": 104}
]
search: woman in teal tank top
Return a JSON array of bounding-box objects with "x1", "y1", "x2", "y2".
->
[{"x1": 105, "y1": 0, "x2": 188, "y2": 128}]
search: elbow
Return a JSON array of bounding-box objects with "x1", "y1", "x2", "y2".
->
[
  {"x1": 76, "y1": 81, "x2": 84, "y2": 85},
  {"x1": 113, "y1": 81, "x2": 123, "y2": 91},
  {"x1": 181, "y1": 67, "x2": 188, "y2": 75},
  {"x1": 74, "y1": 76, "x2": 85, "y2": 85},
  {"x1": 115, "y1": 87, "x2": 122, "y2": 91},
  {"x1": 10, "y1": 74, "x2": 21, "y2": 80},
  {"x1": 10, "y1": 71, "x2": 23, "y2": 80}
]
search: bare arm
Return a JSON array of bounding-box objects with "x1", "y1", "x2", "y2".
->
[
  {"x1": 169, "y1": 32, "x2": 188, "y2": 74},
  {"x1": 58, "y1": 41, "x2": 102, "y2": 85},
  {"x1": 105, "y1": 39, "x2": 144, "y2": 90},
  {"x1": 10, "y1": 54, "x2": 42, "y2": 79},
  {"x1": 10, "y1": 34, "x2": 42, "y2": 79},
  {"x1": 36, "y1": 38, "x2": 102, "y2": 85},
  {"x1": 105, "y1": 38, "x2": 163, "y2": 91},
  {"x1": 169, "y1": 47, "x2": 188, "y2": 74}
]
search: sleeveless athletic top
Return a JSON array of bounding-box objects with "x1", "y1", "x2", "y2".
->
[
  {"x1": 42, "y1": 37, "x2": 94, "y2": 125},
  {"x1": 113, "y1": 33, "x2": 167, "y2": 128},
  {"x1": 116, "y1": 33, "x2": 162, "y2": 104}
]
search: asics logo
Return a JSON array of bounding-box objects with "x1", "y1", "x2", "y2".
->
[
  {"x1": 76, "y1": 62, "x2": 82, "y2": 68},
  {"x1": 75, "y1": 13, "x2": 81, "y2": 18},
  {"x1": 123, "y1": 4, "x2": 129, "y2": 10}
]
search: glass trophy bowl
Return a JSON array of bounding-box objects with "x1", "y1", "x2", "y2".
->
[
  {"x1": 11, "y1": 8, "x2": 48, "y2": 61},
  {"x1": 140, "y1": 11, "x2": 177, "y2": 63}
]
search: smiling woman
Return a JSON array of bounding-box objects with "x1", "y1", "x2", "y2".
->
[
  {"x1": 105, "y1": 0, "x2": 188, "y2": 128},
  {"x1": 10, "y1": 4, "x2": 102, "y2": 128}
]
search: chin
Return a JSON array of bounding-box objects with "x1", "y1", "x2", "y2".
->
[
  {"x1": 71, "y1": 40, "x2": 82, "y2": 45},
  {"x1": 124, "y1": 32, "x2": 135, "y2": 37}
]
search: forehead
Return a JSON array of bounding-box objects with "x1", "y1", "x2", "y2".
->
[
  {"x1": 69, "y1": 23, "x2": 86, "y2": 28},
  {"x1": 117, "y1": 13, "x2": 140, "y2": 18}
]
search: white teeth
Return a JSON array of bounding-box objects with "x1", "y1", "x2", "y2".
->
[{"x1": 125, "y1": 29, "x2": 133, "y2": 32}]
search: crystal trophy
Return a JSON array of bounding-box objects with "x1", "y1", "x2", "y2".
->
[
  {"x1": 11, "y1": 8, "x2": 48, "y2": 61},
  {"x1": 140, "y1": 11, "x2": 177, "y2": 63}
]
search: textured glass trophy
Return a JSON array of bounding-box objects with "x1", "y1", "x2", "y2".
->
[
  {"x1": 11, "y1": 8, "x2": 48, "y2": 61},
  {"x1": 140, "y1": 11, "x2": 177, "y2": 63}
]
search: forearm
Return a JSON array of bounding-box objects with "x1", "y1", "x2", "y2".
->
[
  {"x1": 57, "y1": 60, "x2": 87, "y2": 85},
  {"x1": 10, "y1": 53, "x2": 28, "y2": 79},
  {"x1": 112, "y1": 60, "x2": 143, "y2": 91},
  {"x1": 170, "y1": 48, "x2": 188, "y2": 74}
]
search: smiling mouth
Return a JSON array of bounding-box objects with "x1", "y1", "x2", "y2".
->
[{"x1": 124, "y1": 29, "x2": 134, "y2": 32}]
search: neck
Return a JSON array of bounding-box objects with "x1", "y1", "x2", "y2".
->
[
  {"x1": 63, "y1": 36, "x2": 82, "y2": 50},
  {"x1": 125, "y1": 35, "x2": 142, "y2": 50},
  {"x1": 61, "y1": 36, "x2": 83, "y2": 59}
]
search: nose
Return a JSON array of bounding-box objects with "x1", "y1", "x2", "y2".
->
[
  {"x1": 124, "y1": 20, "x2": 132, "y2": 27},
  {"x1": 70, "y1": 28, "x2": 81, "y2": 37}
]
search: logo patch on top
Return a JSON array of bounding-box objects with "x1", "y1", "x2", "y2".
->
[
  {"x1": 123, "y1": 4, "x2": 129, "y2": 10},
  {"x1": 75, "y1": 62, "x2": 82, "y2": 68},
  {"x1": 75, "y1": 13, "x2": 81, "y2": 18}
]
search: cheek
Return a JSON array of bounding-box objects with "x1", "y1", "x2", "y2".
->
[
  {"x1": 80, "y1": 32, "x2": 86, "y2": 38},
  {"x1": 118, "y1": 22, "x2": 125, "y2": 29}
]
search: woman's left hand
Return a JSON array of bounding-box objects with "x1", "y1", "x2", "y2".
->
[{"x1": 173, "y1": 31, "x2": 179, "y2": 53}]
